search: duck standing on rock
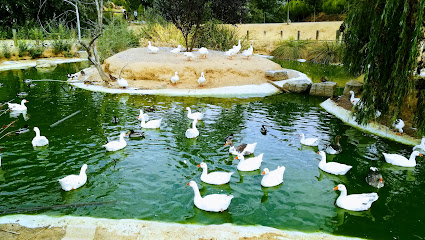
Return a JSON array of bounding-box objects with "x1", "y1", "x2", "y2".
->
[
  {"x1": 197, "y1": 72, "x2": 206, "y2": 87},
  {"x1": 117, "y1": 78, "x2": 128, "y2": 89},
  {"x1": 366, "y1": 167, "x2": 384, "y2": 188},
  {"x1": 171, "y1": 72, "x2": 179, "y2": 85},
  {"x1": 392, "y1": 119, "x2": 405, "y2": 135},
  {"x1": 242, "y1": 44, "x2": 253, "y2": 59},
  {"x1": 349, "y1": 91, "x2": 360, "y2": 106},
  {"x1": 198, "y1": 47, "x2": 209, "y2": 59},
  {"x1": 147, "y1": 41, "x2": 159, "y2": 53},
  {"x1": 183, "y1": 52, "x2": 194, "y2": 61}
]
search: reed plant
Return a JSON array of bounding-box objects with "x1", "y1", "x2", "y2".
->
[
  {"x1": 195, "y1": 21, "x2": 246, "y2": 51},
  {"x1": 140, "y1": 22, "x2": 183, "y2": 47},
  {"x1": 308, "y1": 41, "x2": 343, "y2": 64},
  {"x1": 52, "y1": 39, "x2": 72, "y2": 55},
  {"x1": 17, "y1": 40, "x2": 30, "y2": 57},
  {"x1": 272, "y1": 38, "x2": 309, "y2": 60},
  {"x1": 2, "y1": 44, "x2": 11, "y2": 59}
]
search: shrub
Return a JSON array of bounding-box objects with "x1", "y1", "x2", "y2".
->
[
  {"x1": 17, "y1": 41, "x2": 30, "y2": 57},
  {"x1": 28, "y1": 46, "x2": 44, "y2": 59},
  {"x1": 272, "y1": 38, "x2": 309, "y2": 60},
  {"x1": 2, "y1": 44, "x2": 11, "y2": 59},
  {"x1": 140, "y1": 22, "x2": 183, "y2": 46},
  {"x1": 322, "y1": 0, "x2": 347, "y2": 14},
  {"x1": 195, "y1": 21, "x2": 246, "y2": 51},
  {"x1": 52, "y1": 39, "x2": 72, "y2": 55},
  {"x1": 308, "y1": 41, "x2": 343, "y2": 64}
]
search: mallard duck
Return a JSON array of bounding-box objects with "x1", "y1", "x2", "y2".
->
[
  {"x1": 138, "y1": 110, "x2": 161, "y2": 129},
  {"x1": 382, "y1": 151, "x2": 422, "y2": 167},
  {"x1": 187, "y1": 181, "x2": 233, "y2": 212},
  {"x1": 261, "y1": 166, "x2": 285, "y2": 187},
  {"x1": 197, "y1": 162, "x2": 233, "y2": 185},
  {"x1": 225, "y1": 139, "x2": 257, "y2": 155},
  {"x1": 32, "y1": 127, "x2": 49, "y2": 147},
  {"x1": 129, "y1": 129, "x2": 145, "y2": 138},
  {"x1": 242, "y1": 44, "x2": 253, "y2": 59},
  {"x1": 334, "y1": 184, "x2": 378, "y2": 211},
  {"x1": 392, "y1": 119, "x2": 405, "y2": 135},
  {"x1": 170, "y1": 45, "x2": 182, "y2": 56},
  {"x1": 112, "y1": 116, "x2": 119, "y2": 124},
  {"x1": 317, "y1": 151, "x2": 352, "y2": 175},
  {"x1": 260, "y1": 125, "x2": 268, "y2": 135},
  {"x1": 147, "y1": 41, "x2": 159, "y2": 53},
  {"x1": 8, "y1": 99, "x2": 28, "y2": 111},
  {"x1": 349, "y1": 91, "x2": 360, "y2": 106},
  {"x1": 183, "y1": 52, "x2": 194, "y2": 61},
  {"x1": 58, "y1": 164, "x2": 88, "y2": 191},
  {"x1": 185, "y1": 119, "x2": 199, "y2": 138},
  {"x1": 325, "y1": 136, "x2": 342, "y2": 154},
  {"x1": 413, "y1": 137, "x2": 425, "y2": 152},
  {"x1": 198, "y1": 72, "x2": 206, "y2": 87},
  {"x1": 171, "y1": 72, "x2": 179, "y2": 85},
  {"x1": 185, "y1": 107, "x2": 203, "y2": 120},
  {"x1": 103, "y1": 132, "x2": 127, "y2": 151},
  {"x1": 234, "y1": 153, "x2": 263, "y2": 171},
  {"x1": 198, "y1": 47, "x2": 209, "y2": 59},
  {"x1": 366, "y1": 167, "x2": 384, "y2": 188},
  {"x1": 299, "y1": 133, "x2": 319, "y2": 146}
]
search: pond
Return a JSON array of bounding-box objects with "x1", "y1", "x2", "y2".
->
[{"x1": 0, "y1": 62, "x2": 424, "y2": 240}]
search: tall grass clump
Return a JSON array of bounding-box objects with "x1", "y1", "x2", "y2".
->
[
  {"x1": 2, "y1": 44, "x2": 11, "y2": 59},
  {"x1": 98, "y1": 18, "x2": 140, "y2": 62},
  {"x1": 28, "y1": 45, "x2": 44, "y2": 59},
  {"x1": 140, "y1": 22, "x2": 183, "y2": 47},
  {"x1": 308, "y1": 41, "x2": 343, "y2": 64},
  {"x1": 272, "y1": 38, "x2": 309, "y2": 60},
  {"x1": 17, "y1": 40, "x2": 30, "y2": 57},
  {"x1": 195, "y1": 21, "x2": 245, "y2": 51},
  {"x1": 52, "y1": 39, "x2": 72, "y2": 55}
]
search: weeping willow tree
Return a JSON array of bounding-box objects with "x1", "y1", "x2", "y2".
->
[{"x1": 343, "y1": 0, "x2": 425, "y2": 134}]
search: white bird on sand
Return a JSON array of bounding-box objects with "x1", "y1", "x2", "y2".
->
[
  {"x1": 413, "y1": 137, "x2": 425, "y2": 152},
  {"x1": 333, "y1": 184, "x2": 378, "y2": 211},
  {"x1": 103, "y1": 132, "x2": 127, "y2": 151},
  {"x1": 392, "y1": 119, "x2": 405, "y2": 135},
  {"x1": 224, "y1": 48, "x2": 237, "y2": 60},
  {"x1": 185, "y1": 119, "x2": 199, "y2": 138},
  {"x1": 183, "y1": 52, "x2": 194, "y2": 61},
  {"x1": 58, "y1": 164, "x2": 88, "y2": 191},
  {"x1": 32, "y1": 127, "x2": 49, "y2": 147},
  {"x1": 317, "y1": 151, "x2": 352, "y2": 175},
  {"x1": 185, "y1": 107, "x2": 204, "y2": 120},
  {"x1": 232, "y1": 39, "x2": 241, "y2": 54},
  {"x1": 171, "y1": 72, "x2": 179, "y2": 85},
  {"x1": 261, "y1": 166, "x2": 285, "y2": 187},
  {"x1": 8, "y1": 99, "x2": 28, "y2": 111},
  {"x1": 242, "y1": 44, "x2": 253, "y2": 59},
  {"x1": 147, "y1": 41, "x2": 159, "y2": 53},
  {"x1": 299, "y1": 133, "x2": 320, "y2": 146},
  {"x1": 198, "y1": 72, "x2": 206, "y2": 87},
  {"x1": 198, "y1": 47, "x2": 209, "y2": 59},
  {"x1": 171, "y1": 45, "x2": 182, "y2": 56},
  {"x1": 349, "y1": 91, "x2": 361, "y2": 106},
  {"x1": 138, "y1": 110, "x2": 162, "y2": 129},
  {"x1": 197, "y1": 162, "x2": 233, "y2": 185},
  {"x1": 382, "y1": 151, "x2": 422, "y2": 167},
  {"x1": 187, "y1": 181, "x2": 233, "y2": 212},
  {"x1": 117, "y1": 78, "x2": 128, "y2": 88},
  {"x1": 234, "y1": 153, "x2": 263, "y2": 171}
]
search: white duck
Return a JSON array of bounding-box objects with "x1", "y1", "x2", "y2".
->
[
  {"x1": 58, "y1": 164, "x2": 88, "y2": 191},
  {"x1": 137, "y1": 109, "x2": 149, "y2": 122},
  {"x1": 197, "y1": 72, "x2": 206, "y2": 87},
  {"x1": 382, "y1": 151, "x2": 422, "y2": 167},
  {"x1": 183, "y1": 52, "x2": 194, "y2": 61},
  {"x1": 334, "y1": 184, "x2": 378, "y2": 211},
  {"x1": 242, "y1": 44, "x2": 253, "y2": 59},
  {"x1": 261, "y1": 166, "x2": 286, "y2": 187},
  {"x1": 392, "y1": 119, "x2": 405, "y2": 134},
  {"x1": 138, "y1": 110, "x2": 162, "y2": 129},
  {"x1": 32, "y1": 127, "x2": 49, "y2": 147},
  {"x1": 224, "y1": 48, "x2": 237, "y2": 60},
  {"x1": 234, "y1": 153, "x2": 263, "y2": 171},
  {"x1": 171, "y1": 72, "x2": 179, "y2": 85},
  {"x1": 170, "y1": 45, "x2": 182, "y2": 56},
  {"x1": 317, "y1": 151, "x2": 352, "y2": 175},
  {"x1": 117, "y1": 78, "x2": 128, "y2": 88},
  {"x1": 8, "y1": 99, "x2": 28, "y2": 111},
  {"x1": 185, "y1": 119, "x2": 199, "y2": 138},
  {"x1": 225, "y1": 139, "x2": 257, "y2": 155},
  {"x1": 232, "y1": 39, "x2": 241, "y2": 53},
  {"x1": 299, "y1": 133, "x2": 320, "y2": 146},
  {"x1": 198, "y1": 47, "x2": 209, "y2": 59},
  {"x1": 147, "y1": 41, "x2": 159, "y2": 53},
  {"x1": 197, "y1": 162, "x2": 233, "y2": 185},
  {"x1": 103, "y1": 132, "x2": 127, "y2": 151},
  {"x1": 185, "y1": 107, "x2": 204, "y2": 120},
  {"x1": 349, "y1": 91, "x2": 361, "y2": 106},
  {"x1": 413, "y1": 137, "x2": 425, "y2": 152},
  {"x1": 187, "y1": 181, "x2": 233, "y2": 212}
]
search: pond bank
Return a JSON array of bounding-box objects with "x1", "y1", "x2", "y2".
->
[
  {"x1": 0, "y1": 58, "x2": 88, "y2": 71},
  {"x1": 0, "y1": 215, "x2": 362, "y2": 240}
]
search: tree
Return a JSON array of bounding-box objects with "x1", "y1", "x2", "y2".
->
[{"x1": 343, "y1": 0, "x2": 425, "y2": 133}]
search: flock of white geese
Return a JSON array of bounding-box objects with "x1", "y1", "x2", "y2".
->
[{"x1": 4, "y1": 97, "x2": 425, "y2": 213}]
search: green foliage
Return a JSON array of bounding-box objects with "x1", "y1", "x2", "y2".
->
[
  {"x1": 143, "y1": 7, "x2": 167, "y2": 24},
  {"x1": 287, "y1": 0, "x2": 313, "y2": 22},
  {"x1": 17, "y1": 40, "x2": 30, "y2": 57},
  {"x1": 98, "y1": 18, "x2": 140, "y2": 62},
  {"x1": 195, "y1": 21, "x2": 243, "y2": 51},
  {"x1": 28, "y1": 46, "x2": 44, "y2": 59},
  {"x1": 2, "y1": 44, "x2": 11, "y2": 59},
  {"x1": 272, "y1": 38, "x2": 309, "y2": 60},
  {"x1": 322, "y1": 0, "x2": 346, "y2": 14},
  {"x1": 52, "y1": 39, "x2": 72, "y2": 55},
  {"x1": 140, "y1": 22, "x2": 183, "y2": 45},
  {"x1": 308, "y1": 41, "x2": 343, "y2": 64}
]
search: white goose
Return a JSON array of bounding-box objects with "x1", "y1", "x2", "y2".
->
[
  {"x1": 187, "y1": 181, "x2": 233, "y2": 212},
  {"x1": 334, "y1": 184, "x2": 378, "y2": 211},
  {"x1": 103, "y1": 132, "x2": 127, "y2": 151},
  {"x1": 224, "y1": 48, "x2": 237, "y2": 60},
  {"x1": 138, "y1": 110, "x2": 162, "y2": 129},
  {"x1": 117, "y1": 78, "x2": 128, "y2": 88},
  {"x1": 299, "y1": 133, "x2": 320, "y2": 146},
  {"x1": 392, "y1": 119, "x2": 405, "y2": 134},
  {"x1": 183, "y1": 52, "x2": 194, "y2": 61},
  {"x1": 185, "y1": 107, "x2": 203, "y2": 120},
  {"x1": 147, "y1": 41, "x2": 159, "y2": 53},
  {"x1": 225, "y1": 139, "x2": 257, "y2": 155},
  {"x1": 185, "y1": 119, "x2": 199, "y2": 138},
  {"x1": 198, "y1": 47, "x2": 209, "y2": 58},
  {"x1": 32, "y1": 127, "x2": 49, "y2": 147},
  {"x1": 349, "y1": 91, "x2": 360, "y2": 106},
  {"x1": 242, "y1": 44, "x2": 253, "y2": 59},
  {"x1": 58, "y1": 164, "x2": 88, "y2": 191},
  {"x1": 8, "y1": 99, "x2": 28, "y2": 111},
  {"x1": 261, "y1": 166, "x2": 285, "y2": 187},
  {"x1": 317, "y1": 151, "x2": 352, "y2": 175},
  {"x1": 232, "y1": 39, "x2": 241, "y2": 53},
  {"x1": 197, "y1": 162, "x2": 233, "y2": 185},
  {"x1": 137, "y1": 109, "x2": 149, "y2": 122},
  {"x1": 382, "y1": 151, "x2": 422, "y2": 167},
  {"x1": 413, "y1": 137, "x2": 425, "y2": 152},
  {"x1": 171, "y1": 72, "x2": 179, "y2": 85},
  {"x1": 198, "y1": 72, "x2": 206, "y2": 87},
  {"x1": 170, "y1": 45, "x2": 182, "y2": 56},
  {"x1": 234, "y1": 153, "x2": 263, "y2": 171}
]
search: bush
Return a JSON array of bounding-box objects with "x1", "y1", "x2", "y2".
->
[
  {"x1": 272, "y1": 38, "x2": 309, "y2": 60},
  {"x1": 52, "y1": 39, "x2": 72, "y2": 55},
  {"x1": 17, "y1": 40, "x2": 30, "y2": 57},
  {"x1": 140, "y1": 22, "x2": 183, "y2": 46},
  {"x1": 2, "y1": 44, "x2": 11, "y2": 59},
  {"x1": 28, "y1": 46, "x2": 44, "y2": 59},
  {"x1": 194, "y1": 21, "x2": 246, "y2": 51},
  {"x1": 308, "y1": 41, "x2": 343, "y2": 64},
  {"x1": 322, "y1": 0, "x2": 347, "y2": 14}
]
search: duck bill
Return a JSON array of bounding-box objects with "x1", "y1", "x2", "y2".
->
[
  {"x1": 197, "y1": 164, "x2": 200, "y2": 168},
  {"x1": 186, "y1": 182, "x2": 190, "y2": 186},
  {"x1": 379, "y1": 178, "x2": 383, "y2": 182},
  {"x1": 420, "y1": 153, "x2": 423, "y2": 156},
  {"x1": 261, "y1": 171, "x2": 265, "y2": 175},
  {"x1": 333, "y1": 186, "x2": 338, "y2": 190},
  {"x1": 224, "y1": 142, "x2": 228, "y2": 146},
  {"x1": 234, "y1": 156, "x2": 238, "y2": 160}
]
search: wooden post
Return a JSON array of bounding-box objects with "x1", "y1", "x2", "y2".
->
[
  {"x1": 297, "y1": 31, "x2": 300, "y2": 40},
  {"x1": 316, "y1": 30, "x2": 319, "y2": 40},
  {"x1": 336, "y1": 30, "x2": 340, "y2": 41},
  {"x1": 280, "y1": 30, "x2": 283, "y2": 38},
  {"x1": 247, "y1": 30, "x2": 249, "y2": 40},
  {"x1": 264, "y1": 31, "x2": 266, "y2": 36},
  {"x1": 12, "y1": 29, "x2": 17, "y2": 46}
]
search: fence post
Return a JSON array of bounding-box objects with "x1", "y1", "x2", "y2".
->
[
  {"x1": 247, "y1": 30, "x2": 249, "y2": 40},
  {"x1": 316, "y1": 30, "x2": 319, "y2": 40},
  {"x1": 297, "y1": 31, "x2": 300, "y2": 40},
  {"x1": 264, "y1": 31, "x2": 266, "y2": 36},
  {"x1": 280, "y1": 30, "x2": 283, "y2": 38},
  {"x1": 12, "y1": 29, "x2": 17, "y2": 46},
  {"x1": 336, "y1": 30, "x2": 340, "y2": 41}
]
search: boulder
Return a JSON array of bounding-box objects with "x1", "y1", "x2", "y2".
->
[
  {"x1": 309, "y1": 82, "x2": 337, "y2": 97},
  {"x1": 76, "y1": 51, "x2": 89, "y2": 59},
  {"x1": 35, "y1": 59, "x2": 58, "y2": 69},
  {"x1": 343, "y1": 80, "x2": 363, "y2": 95},
  {"x1": 281, "y1": 79, "x2": 312, "y2": 93},
  {"x1": 265, "y1": 70, "x2": 289, "y2": 81}
]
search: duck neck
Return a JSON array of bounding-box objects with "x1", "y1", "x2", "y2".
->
[
  {"x1": 34, "y1": 128, "x2": 40, "y2": 137},
  {"x1": 301, "y1": 134, "x2": 305, "y2": 141},
  {"x1": 80, "y1": 167, "x2": 87, "y2": 176},
  {"x1": 187, "y1": 108, "x2": 192, "y2": 115},
  {"x1": 320, "y1": 154, "x2": 326, "y2": 163},
  {"x1": 191, "y1": 184, "x2": 201, "y2": 199},
  {"x1": 338, "y1": 188, "x2": 347, "y2": 198},
  {"x1": 120, "y1": 134, "x2": 126, "y2": 143},
  {"x1": 201, "y1": 166, "x2": 208, "y2": 176},
  {"x1": 21, "y1": 100, "x2": 26, "y2": 106},
  {"x1": 140, "y1": 115, "x2": 146, "y2": 125},
  {"x1": 409, "y1": 153, "x2": 418, "y2": 162},
  {"x1": 192, "y1": 120, "x2": 197, "y2": 130},
  {"x1": 350, "y1": 92, "x2": 355, "y2": 101},
  {"x1": 421, "y1": 138, "x2": 425, "y2": 146}
]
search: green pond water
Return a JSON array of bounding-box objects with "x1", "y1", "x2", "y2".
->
[{"x1": 0, "y1": 62, "x2": 424, "y2": 240}]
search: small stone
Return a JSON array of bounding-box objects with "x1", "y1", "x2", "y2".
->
[
  {"x1": 282, "y1": 79, "x2": 312, "y2": 93},
  {"x1": 265, "y1": 70, "x2": 289, "y2": 81},
  {"x1": 35, "y1": 59, "x2": 58, "y2": 69},
  {"x1": 309, "y1": 82, "x2": 337, "y2": 97},
  {"x1": 343, "y1": 80, "x2": 363, "y2": 95}
]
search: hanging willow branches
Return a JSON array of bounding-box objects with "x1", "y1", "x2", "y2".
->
[{"x1": 343, "y1": 0, "x2": 425, "y2": 134}]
